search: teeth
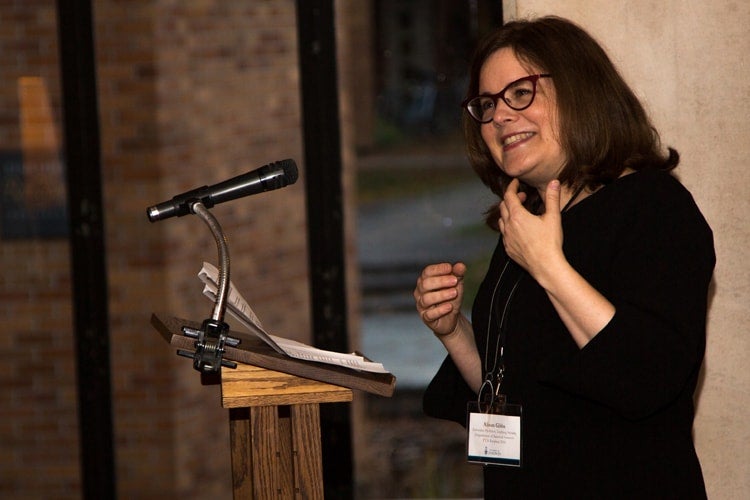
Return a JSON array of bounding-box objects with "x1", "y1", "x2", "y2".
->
[{"x1": 503, "y1": 132, "x2": 534, "y2": 146}]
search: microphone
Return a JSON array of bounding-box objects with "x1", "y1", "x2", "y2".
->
[{"x1": 146, "y1": 159, "x2": 298, "y2": 222}]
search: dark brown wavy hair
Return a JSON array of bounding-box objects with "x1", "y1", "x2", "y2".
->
[{"x1": 463, "y1": 16, "x2": 678, "y2": 228}]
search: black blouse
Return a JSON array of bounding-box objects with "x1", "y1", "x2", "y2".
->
[{"x1": 424, "y1": 169, "x2": 715, "y2": 499}]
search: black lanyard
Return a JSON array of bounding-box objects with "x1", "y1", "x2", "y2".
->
[{"x1": 482, "y1": 259, "x2": 525, "y2": 402}]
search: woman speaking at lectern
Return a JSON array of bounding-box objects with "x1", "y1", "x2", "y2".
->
[{"x1": 413, "y1": 16, "x2": 714, "y2": 499}]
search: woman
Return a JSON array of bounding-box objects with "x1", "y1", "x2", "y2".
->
[{"x1": 414, "y1": 16, "x2": 714, "y2": 499}]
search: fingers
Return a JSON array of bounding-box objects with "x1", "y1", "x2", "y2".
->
[
  {"x1": 499, "y1": 179, "x2": 523, "y2": 235},
  {"x1": 414, "y1": 264, "x2": 459, "y2": 306},
  {"x1": 414, "y1": 262, "x2": 465, "y2": 331},
  {"x1": 503, "y1": 178, "x2": 521, "y2": 206},
  {"x1": 417, "y1": 262, "x2": 465, "y2": 285},
  {"x1": 421, "y1": 262, "x2": 454, "y2": 278},
  {"x1": 545, "y1": 179, "x2": 561, "y2": 215},
  {"x1": 419, "y1": 299, "x2": 454, "y2": 325},
  {"x1": 451, "y1": 261, "x2": 467, "y2": 279},
  {"x1": 502, "y1": 179, "x2": 528, "y2": 206},
  {"x1": 496, "y1": 179, "x2": 566, "y2": 275}
]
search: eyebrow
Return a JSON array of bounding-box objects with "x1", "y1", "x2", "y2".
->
[{"x1": 478, "y1": 75, "x2": 528, "y2": 95}]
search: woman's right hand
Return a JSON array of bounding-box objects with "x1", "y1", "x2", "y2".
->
[{"x1": 414, "y1": 262, "x2": 467, "y2": 337}]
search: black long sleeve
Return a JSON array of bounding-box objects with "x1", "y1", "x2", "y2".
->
[{"x1": 424, "y1": 169, "x2": 714, "y2": 499}]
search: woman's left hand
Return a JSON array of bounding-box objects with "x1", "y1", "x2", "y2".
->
[
  {"x1": 499, "y1": 178, "x2": 615, "y2": 348},
  {"x1": 498, "y1": 178, "x2": 564, "y2": 279}
]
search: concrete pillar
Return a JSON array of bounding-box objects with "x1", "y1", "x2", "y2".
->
[{"x1": 503, "y1": 1, "x2": 750, "y2": 497}]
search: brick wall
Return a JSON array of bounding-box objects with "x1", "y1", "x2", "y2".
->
[
  {"x1": 0, "y1": 1, "x2": 80, "y2": 498},
  {"x1": 99, "y1": 0, "x2": 311, "y2": 497},
  {"x1": 1, "y1": 0, "x2": 339, "y2": 497}
]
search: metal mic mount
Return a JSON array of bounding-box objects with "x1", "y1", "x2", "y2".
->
[{"x1": 174, "y1": 200, "x2": 240, "y2": 373}]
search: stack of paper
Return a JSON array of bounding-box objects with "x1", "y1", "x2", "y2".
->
[{"x1": 198, "y1": 262, "x2": 388, "y2": 373}]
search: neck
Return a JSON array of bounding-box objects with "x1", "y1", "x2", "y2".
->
[{"x1": 563, "y1": 184, "x2": 585, "y2": 211}]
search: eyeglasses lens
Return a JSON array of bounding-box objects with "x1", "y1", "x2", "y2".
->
[{"x1": 467, "y1": 76, "x2": 538, "y2": 123}]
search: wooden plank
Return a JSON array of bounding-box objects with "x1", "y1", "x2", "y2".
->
[
  {"x1": 222, "y1": 363, "x2": 352, "y2": 408},
  {"x1": 291, "y1": 404, "x2": 324, "y2": 499},
  {"x1": 277, "y1": 407, "x2": 294, "y2": 498},
  {"x1": 230, "y1": 404, "x2": 325, "y2": 499},
  {"x1": 251, "y1": 406, "x2": 281, "y2": 498},
  {"x1": 229, "y1": 408, "x2": 253, "y2": 499},
  {"x1": 151, "y1": 313, "x2": 396, "y2": 397}
]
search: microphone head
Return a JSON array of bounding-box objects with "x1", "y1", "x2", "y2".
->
[
  {"x1": 259, "y1": 159, "x2": 298, "y2": 190},
  {"x1": 277, "y1": 159, "x2": 298, "y2": 185}
]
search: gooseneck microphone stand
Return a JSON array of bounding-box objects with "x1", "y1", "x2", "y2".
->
[
  {"x1": 176, "y1": 200, "x2": 240, "y2": 372},
  {"x1": 146, "y1": 159, "x2": 298, "y2": 373}
]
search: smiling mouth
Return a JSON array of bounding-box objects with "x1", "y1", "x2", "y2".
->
[{"x1": 503, "y1": 132, "x2": 534, "y2": 147}]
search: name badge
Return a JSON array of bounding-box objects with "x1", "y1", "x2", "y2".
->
[{"x1": 467, "y1": 399, "x2": 522, "y2": 467}]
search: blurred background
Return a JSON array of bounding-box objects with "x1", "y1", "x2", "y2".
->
[
  {"x1": 1, "y1": 1, "x2": 500, "y2": 498},
  {"x1": 2, "y1": 0, "x2": 747, "y2": 499}
]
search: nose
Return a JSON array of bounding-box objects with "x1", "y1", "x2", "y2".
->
[{"x1": 490, "y1": 99, "x2": 518, "y2": 125}]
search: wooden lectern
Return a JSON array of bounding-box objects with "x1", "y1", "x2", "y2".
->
[{"x1": 152, "y1": 314, "x2": 396, "y2": 498}]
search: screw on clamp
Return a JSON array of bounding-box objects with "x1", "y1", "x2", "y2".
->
[{"x1": 177, "y1": 318, "x2": 241, "y2": 373}]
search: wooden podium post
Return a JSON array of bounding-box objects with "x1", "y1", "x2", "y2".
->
[
  {"x1": 222, "y1": 363, "x2": 352, "y2": 498},
  {"x1": 151, "y1": 314, "x2": 396, "y2": 498}
]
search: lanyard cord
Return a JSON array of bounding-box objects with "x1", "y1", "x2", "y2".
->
[
  {"x1": 481, "y1": 260, "x2": 524, "y2": 401},
  {"x1": 483, "y1": 259, "x2": 510, "y2": 375}
]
